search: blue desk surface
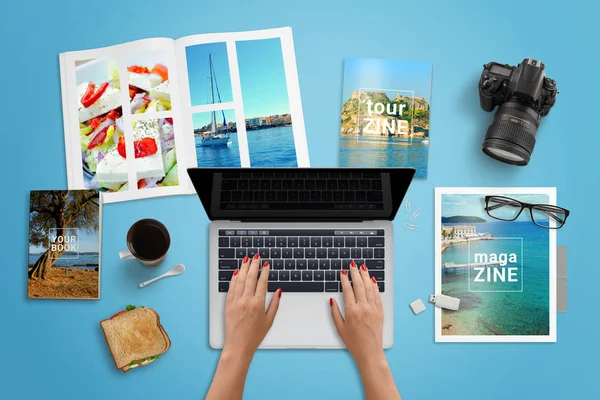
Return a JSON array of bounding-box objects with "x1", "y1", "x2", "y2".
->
[{"x1": 2, "y1": 0, "x2": 598, "y2": 398}]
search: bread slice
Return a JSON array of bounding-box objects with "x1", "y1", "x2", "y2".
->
[
  {"x1": 100, "y1": 307, "x2": 169, "y2": 370},
  {"x1": 120, "y1": 311, "x2": 171, "y2": 372}
]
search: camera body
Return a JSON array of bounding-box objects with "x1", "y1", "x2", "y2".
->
[{"x1": 478, "y1": 58, "x2": 558, "y2": 166}]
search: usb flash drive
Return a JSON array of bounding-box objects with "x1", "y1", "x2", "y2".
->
[{"x1": 429, "y1": 294, "x2": 460, "y2": 311}]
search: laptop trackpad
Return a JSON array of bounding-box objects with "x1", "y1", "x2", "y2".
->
[{"x1": 261, "y1": 293, "x2": 345, "y2": 348}]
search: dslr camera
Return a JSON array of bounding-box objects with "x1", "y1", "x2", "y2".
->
[{"x1": 479, "y1": 58, "x2": 558, "y2": 166}]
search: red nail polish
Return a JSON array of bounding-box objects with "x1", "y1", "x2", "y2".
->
[
  {"x1": 350, "y1": 261, "x2": 357, "y2": 268},
  {"x1": 243, "y1": 256, "x2": 249, "y2": 263},
  {"x1": 371, "y1": 277, "x2": 376, "y2": 283},
  {"x1": 278, "y1": 289, "x2": 282, "y2": 298},
  {"x1": 361, "y1": 264, "x2": 367, "y2": 271},
  {"x1": 263, "y1": 261, "x2": 269, "y2": 268},
  {"x1": 342, "y1": 270, "x2": 347, "y2": 275},
  {"x1": 234, "y1": 269, "x2": 239, "y2": 276},
  {"x1": 330, "y1": 298, "x2": 333, "y2": 306},
  {"x1": 253, "y1": 253, "x2": 260, "y2": 260}
]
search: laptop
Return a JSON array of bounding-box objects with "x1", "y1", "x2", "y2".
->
[{"x1": 187, "y1": 168, "x2": 415, "y2": 349}]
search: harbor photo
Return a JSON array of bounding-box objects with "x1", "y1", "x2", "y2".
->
[
  {"x1": 435, "y1": 189, "x2": 556, "y2": 342},
  {"x1": 186, "y1": 38, "x2": 298, "y2": 167}
]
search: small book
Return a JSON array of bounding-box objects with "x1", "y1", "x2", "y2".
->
[
  {"x1": 339, "y1": 58, "x2": 432, "y2": 178},
  {"x1": 28, "y1": 190, "x2": 102, "y2": 300},
  {"x1": 59, "y1": 27, "x2": 309, "y2": 204}
]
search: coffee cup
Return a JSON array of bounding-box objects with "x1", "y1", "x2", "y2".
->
[{"x1": 119, "y1": 219, "x2": 171, "y2": 266}]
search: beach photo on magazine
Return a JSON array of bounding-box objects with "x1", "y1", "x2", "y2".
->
[
  {"x1": 28, "y1": 190, "x2": 101, "y2": 300},
  {"x1": 435, "y1": 188, "x2": 556, "y2": 342},
  {"x1": 340, "y1": 58, "x2": 432, "y2": 178}
]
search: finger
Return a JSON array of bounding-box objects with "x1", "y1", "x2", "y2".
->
[
  {"x1": 349, "y1": 261, "x2": 366, "y2": 302},
  {"x1": 226, "y1": 268, "x2": 239, "y2": 304},
  {"x1": 360, "y1": 263, "x2": 374, "y2": 304},
  {"x1": 340, "y1": 270, "x2": 354, "y2": 304},
  {"x1": 256, "y1": 261, "x2": 270, "y2": 298},
  {"x1": 243, "y1": 253, "x2": 261, "y2": 296},
  {"x1": 330, "y1": 298, "x2": 345, "y2": 337},
  {"x1": 372, "y1": 276, "x2": 383, "y2": 310},
  {"x1": 265, "y1": 288, "x2": 282, "y2": 328},
  {"x1": 235, "y1": 255, "x2": 250, "y2": 298}
]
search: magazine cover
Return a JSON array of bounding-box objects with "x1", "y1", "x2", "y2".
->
[
  {"x1": 28, "y1": 190, "x2": 101, "y2": 299},
  {"x1": 59, "y1": 28, "x2": 309, "y2": 203},
  {"x1": 435, "y1": 188, "x2": 557, "y2": 342},
  {"x1": 339, "y1": 58, "x2": 432, "y2": 178}
]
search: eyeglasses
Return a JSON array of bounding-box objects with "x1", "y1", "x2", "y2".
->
[{"x1": 484, "y1": 196, "x2": 570, "y2": 229}]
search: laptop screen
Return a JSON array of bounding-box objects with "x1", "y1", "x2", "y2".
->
[{"x1": 187, "y1": 168, "x2": 415, "y2": 221}]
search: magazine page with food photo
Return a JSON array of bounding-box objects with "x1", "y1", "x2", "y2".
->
[
  {"x1": 59, "y1": 28, "x2": 309, "y2": 203},
  {"x1": 60, "y1": 38, "x2": 192, "y2": 203}
]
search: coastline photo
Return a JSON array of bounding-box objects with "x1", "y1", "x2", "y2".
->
[
  {"x1": 28, "y1": 190, "x2": 101, "y2": 300},
  {"x1": 435, "y1": 188, "x2": 556, "y2": 342},
  {"x1": 339, "y1": 58, "x2": 432, "y2": 178},
  {"x1": 237, "y1": 38, "x2": 297, "y2": 167}
]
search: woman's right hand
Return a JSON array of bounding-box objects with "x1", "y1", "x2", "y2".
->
[
  {"x1": 329, "y1": 261, "x2": 385, "y2": 365},
  {"x1": 330, "y1": 261, "x2": 402, "y2": 400}
]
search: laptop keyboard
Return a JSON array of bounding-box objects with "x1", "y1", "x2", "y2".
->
[
  {"x1": 217, "y1": 229, "x2": 385, "y2": 293},
  {"x1": 219, "y1": 170, "x2": 384, "y2": 210}
]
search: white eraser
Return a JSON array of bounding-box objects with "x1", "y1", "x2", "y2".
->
[
  {"x1": 410, "y1": 299, "x2": 426, "y2": 315},
  {"x1": 429, "y1": 294, "x2": 460, "y2": 311}
]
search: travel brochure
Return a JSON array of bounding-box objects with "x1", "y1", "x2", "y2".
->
[
  {"x1": 28, "y1": 190, "x2": 102, "y2": 300},
  {"x1": 339, "y1": 58, "x2": 432, "y2": 178},
  {"x1": 435, "y1": 188, "x2": 557, "y2": 342},
  {"x1": 59, "y1": 28, "x2": 309, "y2": 203}
]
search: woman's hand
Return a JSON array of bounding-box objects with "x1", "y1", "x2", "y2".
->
[
  {"x1": 207, "y1": 254, "x2": 282, "y2": 400},
  {"x1": 330, "y1": 261, "x2": 401, "y2": 400},
  {"x1": 330, "y1": 261, "x2": 384, "y2": 365},
  {"x1": 223, "y1": 254, "x2": 282, "y2": 358}
]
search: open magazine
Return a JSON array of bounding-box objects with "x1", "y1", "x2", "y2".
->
[{"x1": 60, "y1": 28, "x2": 309, "y2": 203}]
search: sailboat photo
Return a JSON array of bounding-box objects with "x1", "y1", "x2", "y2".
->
[{"x1": 197, "y1": 54, "x2": 232, "y2": 147}]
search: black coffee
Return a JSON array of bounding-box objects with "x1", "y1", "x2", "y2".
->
[{"x1": 128, "y1": 220, "x2": 170, "y2": 260}]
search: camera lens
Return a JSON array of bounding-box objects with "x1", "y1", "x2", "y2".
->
[{"x1": 482, "y1": 100, "x2": 540, "y2": 166}]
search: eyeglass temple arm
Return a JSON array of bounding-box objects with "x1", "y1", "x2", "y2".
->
[{"x1": 533, "y1": 205, "x2": 565, "y2": 224}]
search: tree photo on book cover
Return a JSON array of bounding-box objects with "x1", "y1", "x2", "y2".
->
[{"x1": 28, "y1": 190, "x2": 100, "y2": 299}]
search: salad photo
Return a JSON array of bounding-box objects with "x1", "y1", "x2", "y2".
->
[
  {"x1": 76, "y1": 57, "x2": 178, "y2": 191},
  {"x1": 128, "y1": 63, "x2": 171, "y2": 114}
]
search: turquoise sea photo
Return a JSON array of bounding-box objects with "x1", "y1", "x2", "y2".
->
[{"x1": 437, "y1": 190, "x2": 556, "y2": 341}]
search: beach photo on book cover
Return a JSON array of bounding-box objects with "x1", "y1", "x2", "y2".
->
[
  {"x1": 435, "y1": 188, "x2": 557, "y2": 342},
  {"x1": 339, "y1": 58, "x2": 432, "y2": 178},
  {"x1": 28, "y1": 190, "x2": 101, "y2": 300}
]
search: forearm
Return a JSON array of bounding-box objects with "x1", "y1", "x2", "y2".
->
[
  {"x1": 356, "y1": 352, "x2": 401, "y2": 400},
  {"x1": 206, "y1": 348, "x2": 253, "y2": 400}
]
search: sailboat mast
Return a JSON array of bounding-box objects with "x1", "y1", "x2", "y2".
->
[{"x1": 209, "y1": 54, "x2": 216, "y2": 134}]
